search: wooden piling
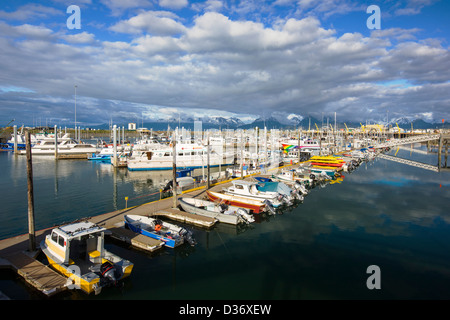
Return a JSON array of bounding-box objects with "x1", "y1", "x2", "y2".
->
[{"x1": 25, "y1": 131, "x2": 36, "y2": 252}]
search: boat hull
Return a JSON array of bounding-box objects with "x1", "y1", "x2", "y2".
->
[
  {"x1": 206, "y1": 191, "x2": 265, "y2": 214},
  {"x1": 179, "y1": 197, "x2": 253, "y2": 225}
]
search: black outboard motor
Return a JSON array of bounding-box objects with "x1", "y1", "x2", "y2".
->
[
  {"x1": 219, "y1": 203, "x2": 228, "y2": 213},
  {"x1": 100, "y1": 261, "x2": 118, "y2": 286},
  {"x1": 162, "y1": 181, "x2": 173, "y2": 192},
  {"x1": 180, "y1": 228, "x2": 196, "y2": 246}
]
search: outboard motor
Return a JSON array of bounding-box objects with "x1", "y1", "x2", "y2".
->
[
  {"x1": 100, "y1": 261, "x2": 118, "y2": 286},
  {"x1": 263, "y1": 200, "x2": 276, "y2": 215},
  {"x1": 180, "y1": 228, "x2": 196, "y2": 246},
  {"x1": 236, "y1": 208, "x2": 254, "y2": 224},
  {"x1": 292, "y1": 190, "x2": 303, "y2": 201},
  {"x1": 219, "y1": 203, "x2": 228, "y2": 213},
  {"x1": 162, "y1": 180, "x2": 172, "y2": 192}
]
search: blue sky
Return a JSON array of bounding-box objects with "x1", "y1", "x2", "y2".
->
[{"x1": 0, "y1": 0, "x2": 449, "y2": 127}]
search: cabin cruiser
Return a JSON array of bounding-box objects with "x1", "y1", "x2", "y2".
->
[
  {"x1": 127, "y1": 143, "x2": 232, "y2": 171},
  {"x1": 17, "y1": 134, "x2": 98, "y2": 155}
]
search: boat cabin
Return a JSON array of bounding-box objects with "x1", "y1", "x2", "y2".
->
[{"x1": 46, "y1": 221, "x2": 108, "y2": 265}]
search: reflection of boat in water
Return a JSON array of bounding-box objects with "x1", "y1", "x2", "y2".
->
[
  {"x1": 178, "y1": 197, "x2": 255, "y2": 225},
  {"x1": 124, "y1": 215, "x2": 196, "y2": 248},
  {"x1": 40, "y1": 221, "x2": 134, "y2": 295}
]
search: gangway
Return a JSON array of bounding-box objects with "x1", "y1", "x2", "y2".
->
[
  {"x1": 376, "y1": 134, "x2": 440, "y2": 149},
  {"x1": 378, "y1": 154, "x2": 439, "y2": 172}
]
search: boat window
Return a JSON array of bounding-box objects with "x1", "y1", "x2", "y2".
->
[
  {"x1": 57, "y1": 235, "x2": 65, "y2": 247},
  {"x1": 178, "y1": 152, "x2": 184, "y2": 156},
  {"x1": 164, "y1": 152, "x2": 171, "y2": 157},
  {"x1": 236, "y1": 185, "x2": 243, "y2": 189},
  {"x1": 51, "y1": 232, "x2": 58, "y2": 243}
]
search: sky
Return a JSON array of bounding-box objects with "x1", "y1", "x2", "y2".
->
[{"x1": 0, "y1": 0, "x2": 449, "y2": 128}]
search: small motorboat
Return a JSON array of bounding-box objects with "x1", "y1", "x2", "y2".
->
[
  {"x1": 222, "y1": 180, "x2": 286, "y2": 208},
  {"x1": 124, "y1": 215, "x2": 196, "y2": 248},
  {"x1": 178, "y1": 197, "x2": 255, "y2": 225},
  {"x1": 40, "y1": 221, "x2": 134, "y2": 295},
  {"x1": 206, "y1": 190, "x2": 275, "y2": 214}
]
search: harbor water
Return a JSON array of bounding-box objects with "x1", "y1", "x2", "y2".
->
[{"x1": 1, "y1": 144, "x2": 450, "y2": 300}]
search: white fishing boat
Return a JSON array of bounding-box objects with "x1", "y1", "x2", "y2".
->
[
  {"x1": 127, "y1": 143, "x2": 231, "y2": 171},
  {"x1": 178, "y1": 197, "x2": 255, "y2": 225},
  {"x1": 40, "y1": 221, "x2": 134, "y2": 295},
  {"x1": 222, "y1": 180, "x2": 287, "y2": 208}
]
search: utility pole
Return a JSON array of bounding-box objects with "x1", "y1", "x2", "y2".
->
[{"x1": 25, "y1": 131, "x2": 36, "y2": 252}]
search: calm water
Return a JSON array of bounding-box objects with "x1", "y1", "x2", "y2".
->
[{"x1": 1, "y1": 144, "x2": 450, "y2": 300}]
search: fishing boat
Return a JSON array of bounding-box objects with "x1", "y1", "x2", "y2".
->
[
  {"x1": 206, "y1": 190, "x2": 273, "y2": 214},
  {"x1": 222, "y1": 180, "x2": 287, "y2": 208},
  {"x1": 254, "y1": 179, "x2": 304, "y2": 201},
  {"x1": 178, "y1": 197, "x2": 255, "y2": 225},
  {"x1": 124, "y1": 215, "x2": 196, "y2": 248},
  {"x1": 309, "y1": 167, "x2": 337, "y2": 178},
  {"x1": 40, "y1": 221, "x2": 134, "y2": 295}
]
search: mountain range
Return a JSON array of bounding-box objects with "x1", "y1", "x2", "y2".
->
[{"x1": 90, "y1": 114, "x2": 449, "y2": 131}]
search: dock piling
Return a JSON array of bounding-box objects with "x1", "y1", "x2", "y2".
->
[{"x1": 25, "y1": 131, "x2": 36, "y2": 252}]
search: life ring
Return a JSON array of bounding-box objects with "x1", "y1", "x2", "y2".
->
[{"x1": 154, "y1": 224, "x2": 162, "y2": 232}]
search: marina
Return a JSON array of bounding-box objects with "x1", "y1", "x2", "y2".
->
[{"x1": 0, "y1": 127, "x2": 450, "y2": 300}]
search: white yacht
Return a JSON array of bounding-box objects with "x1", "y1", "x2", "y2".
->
[
  {"x1": 127, "y1": 143, "x2": 232, "y2": 171},
  {"x1": 18, "y1": 133, "x2": 99, "y2": 155}
]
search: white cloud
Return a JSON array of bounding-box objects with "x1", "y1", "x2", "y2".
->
[
  {"x1": 0, "y1": 4, "x2": 449, "y2": 125},
  {"x1": 159, "y1": 0, "x2": 188, "y2": 10},
  {"x1": 63, "y1": 31, "x2": 96, "y2": 44},
  {"x1": 110, "y1": 10, "x2": 186, "y2": 35}
]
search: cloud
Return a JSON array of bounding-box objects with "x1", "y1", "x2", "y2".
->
[
  {"x1": 0, "y1": 3, "x2": 448, "y2": 126},
  {"x1": 101, "y1": 0, "x2": 153, "y2": 15},
  {"x1": 0, "y1": 4, "x2": 61, "y2": 21},
  {"x1": 159, "y1": 0, "x2": 188, "y2": 10},
  {"x1": 110, "y1": 10, "x2": 186, "y2": 35}
]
